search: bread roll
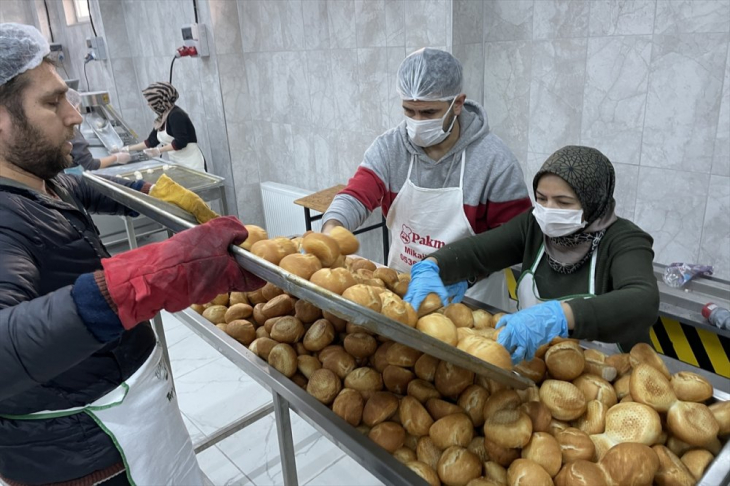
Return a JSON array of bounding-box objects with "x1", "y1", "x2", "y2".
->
[
  {"x1": 482, "y1": 390, "x2": 522, "y2": 419},
  {"x1": 249, "y1": 337, "x2": 277, "y2": 360},
  {"x1": 362, "y1": 391, "x2": 399, "y2": 427},
  {"x1": 545, "y1": 341, "x2": 585, "y2": 381},
  {"x1": 252, "y1": 302, "x2": 267, "y2": 326},
  {"x1": 383, "y1": 365, "x2": 415, "y2": 395},
  {"x1": 554, "y1": 460, "x2": 607, "y2": 486},
  {"x1": 215, "y1": 323, "x2": 228, "y2": 332},
  {"x1": 417, "y1": 436, "x2": 444, "y2": 471},
  {"x1": 666, "y1": 400, "x2": 719, "y2": 447},
  {"x1": 507, "y1": 459, "x2": 553, "y2": 486},
  {"x1": 443, "y1": 303, "x2": 474, "y2": 328},
  {"x1": 603, "y1": 402, "x2": 662, "y2": 445},
  {"x1": 369, "y1": 341, "x2": 394, "y2": 373},
  {"x1": 202, "y1": 305, "x2": 227, "y2": 324},
  {"x1": 653, "y1": 444, "x2": 696, "y2": 486},
  {"x1": 457, "y1": 385, "x2": 490, "y2": 427},
  {"x1": 417, "y1": 313, "x2": 458, "y2": 346},
  {"x1": 521, "y1": 432, "x2": 562, "y2": 478},
  {"x1": 381, "y1": 292, "x2": 418, "y2": 327},
  {"x1": 404, "y1": 432, "x2": 419, "y2": 451},
  {"x1": 574, "y1": 399, "x2": 607, "y2": 435},
  {"x1": 241, "y1": 225, "x2": 268, "y2": 250},
  {"x1": 342, "y1": 284, "x2": 382, "y2": 312},
  {"x1": 539, "y1": 380, "x2": 587, "y2": 421},
  {"x1": 344, "y1": 367, "x2": 383, "y2": 397},
  {"x1": 598, "y1": 442, "x2": 659, "y2": 486},
  {"x1": 208, "y1": 293, "x2": 229, "y2": 306},
  {"x1": 369, "y1": 421, "x2": 405, "y2": 453},
  {"x1": 520, "y1": 401, "x2": 552, "y2": 433},
  {"x1": 302, "y1": 233, "x2": 341, "y2": 267},
  {"x1": 306, "y1": 368, "x2": 341, "y2": 404},
  {"x1": 630, "y1": 342, "x2": 670, "y2": 378},
  {"x1": 255, "y1": 326, "x2": 269, "y2": 339},
  {"x1": 190, "y1": 303, "x2": 205, "y2": 314},
  {"x1": 429, "y1": 413, "x2": 474, "y2": 450},
  {"x1": 383, "y1": 343, "x2": 421, "y2": 367},
  {"x1": 583, "y1": 357, "x2": 618, "y2": 383},
  {"x1": 229, "y1": 291, "x2": 249, "y2": 306},
  {"x1": 322, "y1": 310, "x2": 347, "y2": 332},
  {"x1": 670, "y1": 371, "x2": 713, "y2": 403},
  {"x1": 613, "y1": 373, "x2": 631, "y2": 400},
  {"x1": 264, "y1": 316, "x2": 282, "y2": 334},
  {"x1": 268, "y1": 343, "x2": 297, "y2": 377},
  {"x1": 250, "y1": 239, "x2": 289, "y2": 264},
  {"x1": 466, "y1": 436, "x2": 489, "y2": 463},
  {"x1": 400, "y1": 396, "x2": 435, "y2": 437},
  {"x1": 248, "y1": 288, "x2": 267, "y2": 306},
  {"x1": 270, "y1": 316, "x2": 305, "y2": 343},
  {"x1": 417, "y1": 293, "x2": 444, "y2": 317},
  {"x1": 483, "y1": 409, "x2": 532, "y2": 449},
  {"x1": 680, "y1": 449, "x2": 714, "y2": 480},
  {"x1": 573, "y1": 374, "x2": 618, "y2": 408},
  {"x1": 483, "y1": 437, "x2": 519, "y2": 468},
  {"x1": 225, "y1": 303, "x2": 254, "y2": 324},
  {"x1": 310, "y1": 268, "x2": 357, "y2": 295},
  {"x1": 262, "y1": 294, "x2": 295, "y2": 319},
  {"x1": 483, "y1": 461, "x2": 508, "y2": 485},
  {"x1": 434, "y1": 361, "x2": 474, "y2": 398},
  {"x1": 290, "y1": 372, "x2": 308, "y2": 389},
  {"x1": 302, "y1": 319, "x2": 335, "y2": 352},
  {"x1": 225, "y1": 319, "x2": 256, "y2": 345},
  {"x1": 458, "y1": 336, "x2": 512, "y2": 371},
  {"x1": 406, "y1": 461, "x2": 441, "y2": 486},
  {"x1": 341, "y1": 332, "x2": 376, "y2": 359},
  {"x1": 709, "y1": 400, "x2": 730, "y2": 435},
  {"x1": 279, "y1": 253, "x2": 322, "y2": 280},
  {"x1": 437, "y1": 446, "x2": 481, "y2": 486},
  {"x1": 605, "y1": 352, "x2": 632, "y2": 376},
  {"x1": 415, "y1": 354, "x2": 440, "y2": 382},
  {"x1": 408, "y1": 379, "x2": 441, "y2": 404},
  {"x1": 426, "y1": 398, "x2": 466, "y2": 421},
  {"x1": 350, "y1": 258, "x2": 377, "y2": 272},
  {"x1": 555, "y1": 427, "x2": 595, "y2": 463},
  {"x1": 328, "y1": 226, "x2": 359, "y2": 255},
  {"x1": 515, "y1": 357, "x2": 546, "y2": 384},
  {"x1": 297, "y1": 355, "x2": 322, "y2": 379},
  {"x1": 549, "y1": 419, "x2": 570, "y2": 436},
  {"x1": 472, "y1": 309, "x2": 493, "y2": 329},
  {"x1": 321, "y1": 350, "x2": 356, "y2": 379}
]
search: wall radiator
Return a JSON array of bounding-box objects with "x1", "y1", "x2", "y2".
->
[{"x1": 260, "y1": 182, "x2": 322, "y2": 237}]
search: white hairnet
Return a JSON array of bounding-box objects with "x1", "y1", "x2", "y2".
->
[
  {"x1": 66, "y1": 88, "x2": 81, "y2": 110},
  {"x1": 396, "y1": 48, "x2": 463, "y2": 102},
  {"x1": 0, "y1": 23, "x2": 50, "y2": 86}
]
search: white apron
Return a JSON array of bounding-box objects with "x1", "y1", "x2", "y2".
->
[
  {"x1": 516, "y1": 244, "x2": 621, "y2": 354},
  {"x1": 157, "y1": 127, "x2": 206, "y2": 173},
  {"x1": 386, "y1": 151, "x2": 510, "y2": 311},
  {"x1": 2, "y1": 345, "x2": 203, "y2": 485}
]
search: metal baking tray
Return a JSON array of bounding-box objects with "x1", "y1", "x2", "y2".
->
[
  {"x1": 94, "y1": 160, "x2": 224, "y2": 191},
  {"x1": 81, "y1": 172, "x2": 532, "y2": 389}
]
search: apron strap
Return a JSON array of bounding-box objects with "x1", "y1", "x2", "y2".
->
[
  {"x1": 532, "y1": 244, "x2": 545, "y2": 273},
  {"x1": 458, "y1": 149, "x2": 466, "y2": 188},
  {"x1": 589, "y1": 248, "x2": 598, "y2": 295},
  {"x1": 407, "y1": 154, "x2": 416, "y2": 182}
]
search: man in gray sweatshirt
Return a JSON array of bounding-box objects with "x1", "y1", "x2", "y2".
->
[{"x1": 322, "y1": 48, "x2": 531, "y2": 311}]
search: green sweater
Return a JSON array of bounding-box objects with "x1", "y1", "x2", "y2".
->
[{"x1": 430, "y1": 210, "x2": 660, "y2": 351}]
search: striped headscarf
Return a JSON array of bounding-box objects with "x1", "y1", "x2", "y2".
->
[{"x1": 142, "y1": 82, "x2": 179, "y2": 129}]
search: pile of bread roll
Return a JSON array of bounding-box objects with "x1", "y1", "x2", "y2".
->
[{"x1": 190, "y1": 225, "x2": 729, "y2": 486}]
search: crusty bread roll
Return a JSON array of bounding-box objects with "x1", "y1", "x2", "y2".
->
[
  {"x1": 630, "y1": 342, "x2": 670, "y2": 378},
  {"x1": 296, "y1": 354, "x2": 322, "y2": 379},
  {"x1": 549, "y1": 419, "x2": 570, "y2": 437},
  {"x1": 653, "y1": 444, "x2": 696, "y2": 486},
  {"x1": 293, "y1": 299, "x2": 321, "y2": 324},
  {"x1": 279, "y1": 253, "x2": 322, "y2": 280},
  {"x1": 261, "y1": 294, "x2": 295, "y2": 318},
  {"x1": 507, "y1": 458, "x2": 553, "y2": 486},
  {"x1": 406, "y1": 461, "x2": 440, "y2": 486},
  {"x1": 369, "y1": 421, "x2": 405, "y2": 453},
  {"x1": 598, "y1": 442, "x2": 659, "y2": 486},
  {"x1": 342, "y1": 284, "x2": 382, "y2": 312},
  {"x1": 613, "y1": 373, "x2": 631, "y2": 400},
  {"x1": 254, "y1": 326, "x2": 269, "y2": 340},
  {"x1": 225, "y1": 320, "x2": 256, "y2": 345},
  {"x1": 381, "y1": 292, "x2": 418, "y2": 327},
  {"x1": 202, "y1": 305, "x2": 227, "y2": 324},
  {"x1": 521, "y1": 432, "x2": 562, "y2": 478},
  {"x1": 250, "y1": 239, "x2": 291, "y2": 265},
  {"x1": 306, "y1": 368, "x2": 341, "y2": 404},
  {"x1": 458, "y1": 335, "x2": 512, "y2": 371},
  {"x1": 417, "y1": 293, "x2": 444, "y2": 317},
  {"x1": 328, "y1": 226, "x2": 359, "y2": 255},
  {"x1": 437, "y1": 446, "x2": 482, "y2": 486},
  {"x1": 302, "y1": 232, "x2": 341, "y2": 267},
  {"x1": 583, "y1": 357, "x2": 618, "y2": 383},
  {"x1": 372, "y1": 267, "x2": 398, "y2": 288},
  {"x1": 670, "y1": 371, "x2": 713, "y2": 403},
  {"x1": 426, "y1": 398, "x2": 466, "y2": 421},
  {"x1": 400, "y1": 395, "x2": 435, "y2": 437},
  {"x1": 268, "y1": 343, "x2": 298, "y2": 377},
  {"x1": 483, "y1": 461, "x2": 508, "y2": 484},
  {"x1": 434, "y1": 361, "x2": 475, "y2": 398},
  {"x1": 554, "y1": 460, "x2": 607, "y2": 486},
  {"x1": 429, "y1": 413, "x2": 474, "y2": 450},
  {"x1": 229, "y1": 291, "x2": 249, "y2": 306},
  {"x1": 414, "y1": 354, "x2": 440, "y2": 382},
  {"x1": 630, "y1": 362, "x2": 678, "y2": 408},
  {"x1": 362, "y1": 391, "x2": 399, "y2": 427},
  {"x1": 555, "y1": 427, "x2": 595, "y2": 463},
  {"x1": 482, "y1": 390, "x2": 522, "y2": 419},
  {"x1": 383, "y1": 365, "x2": 415, "y2": 395},
  {"x1": 483, "y1": 437, "x2": 520, "y2": 468},
  {"x1": 302, "y1": 318, "x2": 335, "y2": 351},
  {"x1": 520, "y1": 401, "x2": 552, "y2": 433},
  {"x1": 320, "y1": 349, "x2": 356, "y2": 379},
  {"x1": 270, "y1": 316, "x2": 305, "y2": 343},
  {"x1": 605, "y1": 353, "x2": 632, "y2": 376},
  {"x1": 417, "y1": 313, "x2": 458, "y2": 346},
  {"x1": 310, "y1": 267, "x2": 357, "y2": 295},
  {"x1": 515, "y1": 384, "x2": 540, "y2": 404},
  {"x1": 515, "y1": 357, "x2": 546, "y2": 384},
  {"x1": 602, "y1": 401, "x2": 662, "y2": 445},
  {"x1": 369, "y1": 341, "x2": 394, "y2": 373},
  {"x1": 539, "y1": 380, "x2": 587, "y2": 421},
  {"x1": 417, "y1": 436, "x2": 444, "y2": 471},
  {"x1": 408, "y1": 379, "x2": 441, "y2": 404},
  {"x1": 472, "y1": 309, "x2": 493, "y2": 329},
  {"x1": 573, "y1": 374, "x2": 618, "y2": 408},
  {"x1": 225, "y1": 303, "x2": 254, "y2": 323},
  {"x1": 666, "y1": 400, "x2": 719, "y2": 447},
  {"x1": 483, "y1": 409, "x2": 532, "y2": 449},
  {"x1": 350, "y1": 258, "x2": 377, "y2": 273},
  {"x1": 545, "y1": 341, "x2": 585, "y2": 381},
  {"x1": 574, "y1": 399, "x2": 607, "y2": 435},
  {"x1": 386, "y1": 342, "x2": 423, "y2": 367},
  {"x1": 344, "y1": 367, "x2": 383, "y2": 397},
  {"x1": 322, "y1": 310, "x2": 347, "y2": 332},
  {"x1": 444, "y1": 303, "x2": 474, "y2": 328},
  {"x1": 344, "y1": 332, "x2": 378, "y2": 358},
  {"x1": 249, "y1": 337, "x2": 278, "y2": 360},
  {"x1": 466, "y1": 436, "x2": 489, "y2": 463},
  {"x1": 393, "y1": 447, "x2": 417, "y2": 464},
  {"x1": 457, "y1": 384, "x2": 490, "y2": 427},
  {"x1": 290, "y1": 372, "x2": 308, "y2": 389},
  {"x1": 248, "y1": 288, "x2": 267, "y2": 306},
  {"x1": 680, "y1": 449, "x2": 715, "y2": 480},
  {"x1": 241, "y1": 225, "x2": 268, "y2": 250},
  {"x1": 709, "y1": 400, "x2": 730, "y2": 435}
]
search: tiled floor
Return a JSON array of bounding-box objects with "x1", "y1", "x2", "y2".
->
[{"x1": 160, "y1": 311, "x2": 384, "y2": 486}]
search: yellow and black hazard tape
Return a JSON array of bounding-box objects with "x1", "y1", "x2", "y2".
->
[{"x1": 505, "y1": 268, "x2": 730, "y2": 378}]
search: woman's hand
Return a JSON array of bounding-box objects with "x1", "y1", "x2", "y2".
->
[{"x1": 495, "y1": 300, "x2": 569, "y2": 364}]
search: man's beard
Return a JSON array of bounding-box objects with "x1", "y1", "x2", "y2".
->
[{"x1": 1, "y1": 114, "x2": 73, "y2": 180}]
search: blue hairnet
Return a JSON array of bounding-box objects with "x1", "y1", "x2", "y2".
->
[
  {"x1": 0, "y1": 23, "x2": 50, "y2": 86},
  {"x1": 396, "y1": 48, "x2": 463, "y2": 101}
]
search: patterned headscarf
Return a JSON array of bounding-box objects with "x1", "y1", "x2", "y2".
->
[
  {"x1": 142, "y1": 82, "x2": 179, "y2": 129},
  {"x1": 533, "y1": 146, "x2": 618, "y2": 274}
]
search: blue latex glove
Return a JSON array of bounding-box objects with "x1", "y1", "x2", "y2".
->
[
  {"x1": 404, "y1": 260, "x2": 469, "y2": 311},
  {"x1": 445, "y1": 281, "x2": 468, "y2": 303},
  {"x1": 496, "y1": 300, "x2": 569, "y2": 365}
]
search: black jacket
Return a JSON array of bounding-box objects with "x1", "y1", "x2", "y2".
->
[
  {"x1": 145, "y1": 105, "x2": 197, "y2": 150},
  {"x1": 0, "y1": 175, "x2": 155, "y2": 484}
]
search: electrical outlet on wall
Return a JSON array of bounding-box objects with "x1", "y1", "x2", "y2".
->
[{"x1": 49, "y1": 43, "x2": 65, "y2": 62}]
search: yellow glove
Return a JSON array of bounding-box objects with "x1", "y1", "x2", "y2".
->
[{"x1": 149, "y1": 173, "x2": 219, "y2": 224}]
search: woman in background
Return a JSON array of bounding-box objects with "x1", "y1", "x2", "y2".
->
[{"x1": 116, "y1": 82, "x2": 206, "y2": 172}]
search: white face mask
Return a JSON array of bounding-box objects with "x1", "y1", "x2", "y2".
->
[
  {"x1": 405, "y1": 98, "x2": 458, "y2": 148},
  {"x1": 533, "y1": 203, "x2": 586, "y2": 237}
]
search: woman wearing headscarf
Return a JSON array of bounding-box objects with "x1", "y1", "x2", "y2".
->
[
  {"x1": 118, "y1": 82, "x2": 206, "y2": 172},
  {"x1": 404, "y1": 145, "x2": 659, "y2": 364}
]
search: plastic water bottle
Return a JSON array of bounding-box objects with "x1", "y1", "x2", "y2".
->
[{"x1": 702, "y1": 303, "x2": 730, "y2": 331}]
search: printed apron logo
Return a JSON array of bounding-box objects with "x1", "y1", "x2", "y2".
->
[{"x1": 398, "y1": 224, "x2": 446, "y2": 266}]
